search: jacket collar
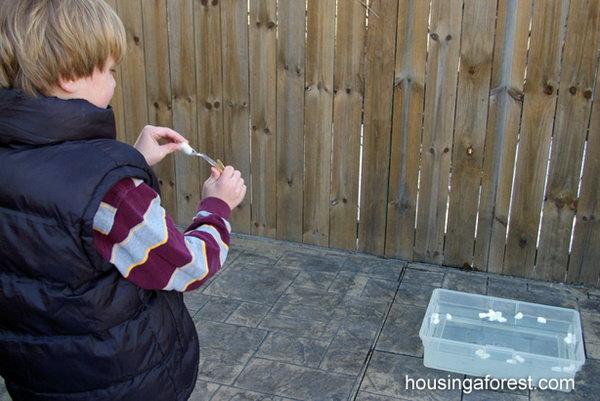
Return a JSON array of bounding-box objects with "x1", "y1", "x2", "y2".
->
[{"x1": 0, "y1": 88, "x2": 116, "y2": 146}]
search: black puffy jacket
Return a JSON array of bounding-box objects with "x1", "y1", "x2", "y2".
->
[{"x1": 0, "y1": 89, "x2": 199, "y2": 401}]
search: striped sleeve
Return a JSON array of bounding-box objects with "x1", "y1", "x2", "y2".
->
[{"x1": 92, "y1": 178, "x2": 231, "y2": 292}]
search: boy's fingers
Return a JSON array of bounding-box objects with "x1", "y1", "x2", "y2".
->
[
  {"x1": 210, "y1": 167, "x2": 221, "y2": 179},
  {"x1": 160, "y1": 142, "x2": 183, "y2": 155},
  {"x1": 152, "y1": 126, "x2": 187, "y2": 144},
  {"x1": 220, "y1": 165, "x2": 235, "y2": 179}
]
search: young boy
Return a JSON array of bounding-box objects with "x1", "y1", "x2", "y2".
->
[{"x1": 0, "y1": 1, "x2": 246, "y2": 400}]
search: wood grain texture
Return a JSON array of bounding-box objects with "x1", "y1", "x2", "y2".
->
[
  {"x1": 276, "y1": 0, "x2": 305, "y2": 242},
  {"x1": 385, "y1": 0, "x2": 430, "y2": 260},
  {"x1": 195, "y1": 0, "x2": 224, "y2": 188},
  {"x1": 414, "y1": 0, "x2": 463, "y2": 264},
  {"x1": 567, "y1": 52, "x2": 600, "y2": 286},
  {"x1": 535, "y1": 0, "x2": 600, "y2": 282},
  {"x1": 142, "y1": 0, "x2": 176, "y2": 218},
  {"x1": 303, "y1": 0, "x2": 336, "y2": 247},
  {"x1": 444, "y1": 0, "x2": 496, "y2": 268},
  {"x1": 249, "y1": 0, "x2": 277, "y2": 238},
  {"x1": 475, "y1": 0, "x2": 533, "y2": 273},
  {"x1": 168, "y1": 0, "x2": 200, "y2": 223},
  {"x1": 329, "y1": 0, "x2": 366, "y2": 252},
  {"x1": 503, "y1": 0, "x2": 569, "y2": 277},
  {"x1": 358, "y1": 0, "x2": 399, "y2": 255},
  {"x1": 105, "y1": 0, "x2": 126, "y2": 142},
  {"x1": 221, "y1": 0, "x2": 252, "y2": 234},
  {"x1": 116, "y1": 0, "x2": 148, "y2": 145}
]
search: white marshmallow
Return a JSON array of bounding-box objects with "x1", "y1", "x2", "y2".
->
[
  {"x1": 564, "y1": 333, "x2": 575, "y2": 344},
  {"x1": 180, "y1": 142, "x2": 195, "y2": 155},
  {"x1": 475, "y1": 349, "x2": 490, "y2": 359}
]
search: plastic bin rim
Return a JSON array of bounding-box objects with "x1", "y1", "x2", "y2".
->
[{"x1": 430, "y1": 288, "x2": 582, "y2": 315}]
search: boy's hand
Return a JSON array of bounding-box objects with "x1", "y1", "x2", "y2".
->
[
  {"x1": 202, "y1": 166, "x2": 247, "y2": 211},
  {"x1": 134, "y1": 125, "x2": 187, "y2": 166}
]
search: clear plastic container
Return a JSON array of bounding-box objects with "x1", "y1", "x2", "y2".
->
[{"x1": 419, "y1": 289, "x2": 585, "y2": 391}]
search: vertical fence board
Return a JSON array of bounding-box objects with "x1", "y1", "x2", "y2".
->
[
  {"x1": 303, "y1": 0, "x2": 336, "y2": 246},
  {"x1": 503, "y1": 0, "x2": 569, "y2": 277},
  {"x1": 142, "y1": 0, "x2": 176, "y2": 217},
  {"x1": 535, "y1": 0, "x2": 600, "y2": 282},
  {"x1": 168, "y1": 0, "x2": 200, "y2": 223},
  {"x1": 106, "y1": 0, "x2": 126, "y2": 142},
  {"x1": 117, "y1": 0, "x2": 148, "y2": 145},
  {"x1": 568, "y1": 61, "x2": 600, "y2": 286},
  {"x1": 358, "y1": 0, "x2": 399, "y2": 255},
  {"x1": 195, "y1": 0, "x2": 224, "y2": 186},
  {"x1": 385, "y1": 0, "x2": 430, "y2": 259},
  {"x1": 221, "y1": 0, "x2": 252, "y2": 234},
  {"x1": 414, "y1": 0, "x2": 463, "y2": 264},
  {"x1": 329, "y1": 0, "x2": 366, "y2": 252},
  {"x1": 110, "y1": 67, "x2": 127, "y2": 143},
  {"x1": 475, "y1": 0, "x2": 532, "y2": 273},
  {"x1": 444, "y1": 0, "x2": 496, "y2": 268},
  {"x1": 276, "y1": 0, "x2": 305, "y2": 242},
  {"x1": 249, "y1": 0, "x2": 277, "y2": 238}
]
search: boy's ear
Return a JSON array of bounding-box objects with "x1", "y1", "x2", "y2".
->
[{"x1": 56, "y1": 76, "x2": 79, "y2": 94}]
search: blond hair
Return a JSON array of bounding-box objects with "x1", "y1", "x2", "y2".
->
[{"x1": 0, "y1": 0, "x2": 125, "y2": 96}]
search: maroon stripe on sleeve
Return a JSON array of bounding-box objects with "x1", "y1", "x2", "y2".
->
[
  {"x1": 93, "y1": 232, "x2": 113, "y2": 261},
  {"x1": 100, "y1": 178, "x2": 136, "y2": 208},
  {"x1": 197, "y1": 197, "x2": 231, "y2": 220}
]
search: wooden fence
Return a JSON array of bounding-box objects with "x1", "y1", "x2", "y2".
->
[{"x1": 107, "y1": 0, "x2": 600, "y2": 287}]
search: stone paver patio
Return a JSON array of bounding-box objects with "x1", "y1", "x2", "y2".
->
[{"x1": 1, "y1": 233, "x2": 600, "y2": 400}]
